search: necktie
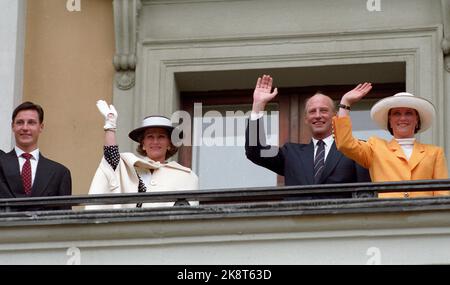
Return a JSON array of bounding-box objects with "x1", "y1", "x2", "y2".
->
[
  {"x1": 21, "y1": 153, "x2": 33, "y2": 195},
  {"x1": 314, "y1": 140, "x2": 325, "y2": 184}
]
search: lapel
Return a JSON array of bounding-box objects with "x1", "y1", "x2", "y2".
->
[
  {"x1": 1, "y1": 150, "x2": 24, "y2": 197},
  {"x1": 32, "y1": 153, "x2": 55, "y2": 197},
  {"x1": 409, "y1": 141, "x2": 426, "y2": 171},
  {"x1": 318, "y1": 141, "x2": 342, "y2": 184},
  {"x1": 388, "y1": 139, "x2": 408, "y2": 162},
  {"x1": 299, "y1": 142, "x2": 315, "y2": 184}
]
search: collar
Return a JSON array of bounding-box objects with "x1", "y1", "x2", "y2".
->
[
  {"x1": 15, "y1": 146, "x2": 40, "y2": 161},
  {"x1": 312, "y1": 135, "x2": 334, "y2": 147},
  {"x1": 395, "y1": 138, "x2": 416, "y2": 146},
  {"x1": 141, "y1": 157, "x2": 191, "y2": 172},
  {"x1": 121, "y1": 152, "x2": 192, "y2": 173},
  {"x1": 388, "y1": 138, "x2": 425, "y2": 152}
]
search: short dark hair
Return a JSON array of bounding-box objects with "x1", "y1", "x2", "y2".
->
[
  {"x1": 12, "y1": 101, "x2": 44, "y2": 123},
  {"x1": 387, "y1": 109, "x2": 421, "y2": 135}
]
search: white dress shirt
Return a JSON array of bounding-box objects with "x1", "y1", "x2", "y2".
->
[
  {"x1": 15, "y1": 147, "x2": 40, "y2": 185},
  {"x1": 312, "y1": 135, "x2": 334, "y2": 162}
]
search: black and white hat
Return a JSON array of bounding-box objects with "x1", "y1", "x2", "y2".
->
[{"x1": 128, "y1": 115, "x2": 174, "y2": 142}]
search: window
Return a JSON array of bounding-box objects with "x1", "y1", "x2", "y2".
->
[
  {"x1": 191, "y1": 104, "x2": 279, "y2": 189},
  {"x1": 180, "y1": 83, "x2": 404, "y2": 189}
]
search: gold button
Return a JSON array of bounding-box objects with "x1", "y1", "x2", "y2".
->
[{"x1": 404, "y1": 192, "x2": 409, "y2": 198}]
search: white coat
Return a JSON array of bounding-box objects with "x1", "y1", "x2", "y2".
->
[{"x1": 86, "y1": 152, "x2": 199, "y2": 209}]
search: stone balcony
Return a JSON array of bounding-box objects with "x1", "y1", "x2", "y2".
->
[{"x1": 1, "y1": 180, "x2": 450, "y2": 265}]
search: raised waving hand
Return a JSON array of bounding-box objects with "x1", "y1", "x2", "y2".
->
[
  {"x1": 96, "y1": 100, "x2": 118, "y2": 131},
  {"x1": 96, "y1": 100, "x2": 118, "y2": 146},
  {"x1": 252, "y1": 75, "x2": 278, "y2": 113},
  {"x1": 338, "y1": 83, "x2": 372, "y2": 117}
]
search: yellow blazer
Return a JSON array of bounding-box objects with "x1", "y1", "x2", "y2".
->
[{"x1": 332, "y1": 116, "x2": 449, "y2": 198}]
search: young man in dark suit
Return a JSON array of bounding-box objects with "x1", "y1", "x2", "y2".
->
[
  {"x1": 0, "y1": 150, "x2": 7, "y2": 199},
  {"x1": 245, "y1": 75, "x2": 371, "y2": 198},
  {"x1": 0, "y1": 102, "x2": 72, "y2": 210}
]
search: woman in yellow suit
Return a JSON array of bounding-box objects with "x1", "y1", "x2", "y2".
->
[{"x1": 333, "y1": 83, "x2": 448, "y2": 198}]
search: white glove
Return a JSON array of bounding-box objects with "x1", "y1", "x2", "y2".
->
[{"x1": 96, "y1": 100, "x2": 118, "y2": 130}]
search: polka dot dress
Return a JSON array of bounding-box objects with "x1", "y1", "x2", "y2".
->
[
  {"x1": 104, "y1": 145, "x2": 121, "y2": 170},
  {"x1": 104, "y1": 145, "x2": 147, "y2": 208}
]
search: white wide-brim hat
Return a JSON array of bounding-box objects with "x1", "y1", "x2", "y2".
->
[
  {"x1": 370, "y1": 92, "x2": 436, "y2": 133},
  {"x1": 128, "y1": 115, "x2": 174, "y2": 142}
]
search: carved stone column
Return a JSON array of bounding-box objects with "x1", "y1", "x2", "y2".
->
[
  {"x1": 113, "y1": 0, "x2": 141, "y2": 90},
  {"x1": 442, "y1": 0, "x2": 450, "y2": 72}
]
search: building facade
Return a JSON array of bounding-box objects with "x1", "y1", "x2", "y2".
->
[
  {"x1": 2, "y1": 0, "x2": 450, "y2": 193},
  {"x1": 2, "y1": 0, "x2": 450, "y2": 265}
]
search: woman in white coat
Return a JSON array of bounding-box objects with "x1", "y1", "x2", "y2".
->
[{"x1": 86, "y1": 101, "x2": 198, "y2": 209}]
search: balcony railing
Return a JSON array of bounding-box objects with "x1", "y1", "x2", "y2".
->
[
  {"x1": 1, "y1": 179, "x2": 450, "y2": 225},
  {"x1": 2, "y1": 179, "x2": 450, "y2": 264}
]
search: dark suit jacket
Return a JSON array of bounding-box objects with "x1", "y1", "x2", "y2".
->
[
  {"x1": 245, "y1": 118, "x2": 371, "y2": 198},
  {"x1": 0, "y1": 149, "x2": 72, "y2": 210}
]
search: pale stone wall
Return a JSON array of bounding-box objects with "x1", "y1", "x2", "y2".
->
[
  {"x1": 16, "y1": 0, "x2": 450, "y2": 193},
  {"x1": 0, "y1": 0, "x2": 26, "y2": 151},
  {"x1": 23, "y1": 0, "x2": 115, "y2": 195},
  {"x1": 1, "y1": 206, "x2": 450, "y2": 264},
  {"x1": 128, "y1": 0, "x2": 446, "y2": 155}
]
